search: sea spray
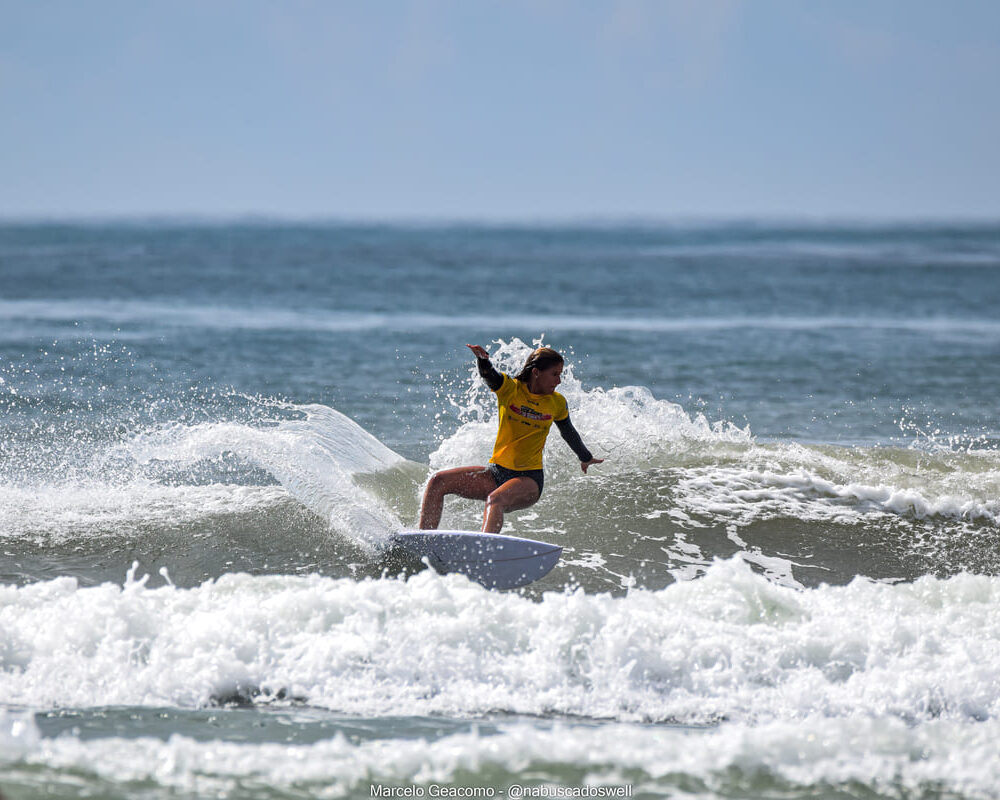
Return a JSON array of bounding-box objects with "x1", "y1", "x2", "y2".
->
[
  {"x1": 430, "y1": 336, "x2": 752, "y2": 476},
  {"x1": 123, "y1": 403, "x2": 406, "y2": 550}
]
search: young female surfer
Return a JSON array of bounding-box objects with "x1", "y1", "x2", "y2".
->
[{"x1": 419, "y1": 344, "x2": 603, "y2": 533}]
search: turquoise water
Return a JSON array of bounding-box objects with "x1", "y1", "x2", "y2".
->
[{"x1": 1, "y1": 220, "x2": 1000, "y2": 798}]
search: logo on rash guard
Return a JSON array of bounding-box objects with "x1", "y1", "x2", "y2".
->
[{"x1": 510, "y1": 405, "x2": 552, "y2": 421}]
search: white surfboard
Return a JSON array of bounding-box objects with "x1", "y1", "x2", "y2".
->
[{"x1": 392, "y1": 530, "x2": 562, "y2": 590}]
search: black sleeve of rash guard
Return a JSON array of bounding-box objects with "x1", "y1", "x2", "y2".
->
[
  {"x1": 555, "y1": 415, "x2": 594, "y2": 463},
  {"x1": 476, "y1": 356, "x2": 504, "y2": 391}
]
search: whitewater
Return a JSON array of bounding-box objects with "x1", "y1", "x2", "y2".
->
[{"x1": 2, "y1": 220, "x2": 1000, "y2": 799}]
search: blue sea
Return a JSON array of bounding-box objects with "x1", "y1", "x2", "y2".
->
[{"x1": 1, "y1": 220, "x2": 1000, "y2": 799}]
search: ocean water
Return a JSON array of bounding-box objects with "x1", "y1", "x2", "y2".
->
[{"x1": 1, "y1": 219, "x2": 1000, "y2": 799}]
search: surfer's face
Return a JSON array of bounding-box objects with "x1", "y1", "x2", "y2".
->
[{"x1": 531, "y1": 363, "x2": 562, "y2": 395}]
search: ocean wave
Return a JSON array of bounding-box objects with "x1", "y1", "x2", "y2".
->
[
  {"x1": 4, "y1": 711, "x2": 1000, "y2": 800},
  {"x1": 636, "y1": 238, "x2": 1000, "y2": 267},
  {"x1": 3, "y1": 363, "x2": 998, "y2": 588},
  {"x1": 2, "y1": 558, "x2": 999, "y2": 724},
  {"x1": 0, "y1": 482, "x2": 288, "y2": 540},
  {"x1": 4, "y1": 298, "x2": 1000, "y2": 336},
  {"x1": 674, "y1": 462, "x2": 1000, "y2": 528},
  {"x1": 430, "y1": 340, "x2": 1000, "y2": 532}
]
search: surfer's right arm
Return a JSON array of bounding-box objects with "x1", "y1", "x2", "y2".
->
[{"x1": 467, "y1": 344, "x2": 503, "y2": 391}]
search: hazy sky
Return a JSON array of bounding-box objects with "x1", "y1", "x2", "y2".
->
[{"x1": 2, "y1": 1, "x2": 998, "y2": 220}]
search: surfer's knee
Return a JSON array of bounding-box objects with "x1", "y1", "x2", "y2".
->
[
  {"x1": 484, "y1": 489, "x2": 506, "y2": 513},
  {"x1": 425, "y1": 471, "x2": 450, "y2": 496},
  {"x1": 486, "y1": 485, "x2": 534, "y2": 513}
]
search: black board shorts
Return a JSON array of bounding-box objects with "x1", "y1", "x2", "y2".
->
[{"x1": 487, "y1": 463, "x2": 544, "y2": 498}]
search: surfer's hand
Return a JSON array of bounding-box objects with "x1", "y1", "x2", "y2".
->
[
  {"x1": 581, "y1": 458, "x2": 604, "y2": 474},
  {"x1": 467, "y1": 344, "x2": 490, "y2": 360}
]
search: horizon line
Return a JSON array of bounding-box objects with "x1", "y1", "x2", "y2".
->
[{"x1": 2, "y1": 211, "x2": 999, "y2": 229}]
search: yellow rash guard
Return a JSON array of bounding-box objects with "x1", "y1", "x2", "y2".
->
[{"x1": 490, "y1": 373, "x2": 569, "y2": 471}]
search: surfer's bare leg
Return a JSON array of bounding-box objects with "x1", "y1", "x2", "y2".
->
[
  {"x1": 419, "y1": 467, "x2": 495, "y2": 529},
  {"x1": 482, "y1": 478, "x2": 540, "y2": 534}
]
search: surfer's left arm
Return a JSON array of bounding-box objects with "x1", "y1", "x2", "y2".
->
[{"x1": 555, "y1": 416, "x2": 604, "y2": 474}]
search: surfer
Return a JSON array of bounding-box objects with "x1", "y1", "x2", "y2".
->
[{"x1": 419, "y1": 344, "x2": 603, "y2": 533}]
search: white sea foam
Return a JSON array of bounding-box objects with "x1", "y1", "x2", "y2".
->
[
  {"x1": 637, "y1": 238, "x2": 1000, "y2": 267},
  {"x1": 5, "y1": 298, "x2": 1000, "y2": 336},
  {"x1": 3, "y1": 692, "x2": 1000, "y2": 798},
  {"x1": 2, "y1": 558, "x2": 999, "y2": 725},
  {"x1": 0, "y1": 482, "x2": 286, "y2": 540},
  {"x1": 673, "y1": 450, "x2": 1000, "y2": 528}
]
